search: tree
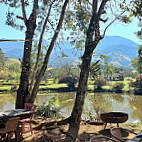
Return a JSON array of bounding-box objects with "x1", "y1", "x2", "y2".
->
[
  {"x1": 1, "y1": 0, "x2": 70, "y2": 108},
  {"x1": 100, "y1": 54, "x2": 113, "y2": 80},
  {"x1": 6, "y1": 0, "x2": 39, "y2": 109},
  {"x1": 28, "y1": 0, "x2": 70, "y2": 103},
  {"x1": 137, "y1": 45, "x2": 142, "y2": 73},
  {"x1": 0, "y1": 49, "x2": 5, "y2": 71},
  {"x1": 67, "y1": 0, "x2": 134, "y2": 140}
]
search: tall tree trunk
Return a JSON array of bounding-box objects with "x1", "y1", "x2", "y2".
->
[
  {"x1": 28, "y1": 0, "x2": 69, "y2": 103},
  {"x1": 29, "y1": 0, "x2": 56, "y2": 94},
  {"x1": 68, "y1": 0, "x2": 108, "y2": 140},
  {"x1": 68, "y1": 45, "x2": 93, "y2": 140},
  {"x1": 16, "y1": 1, "x2": 38, "y2": 109}
]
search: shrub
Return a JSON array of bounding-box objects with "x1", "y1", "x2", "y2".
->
[
  {"x1": 0, "y1": 70, "x2": 9, "y2": 80},
  {"x1": 35, "y1": 104, "x2": 61, "y2": 118},
  {"x1": 35, "y1": 97, "x2": 72, "y2": 118},
  {"x1": 131, "y1": 75, "x2": 142, "y2": 87},
  {"x1": 58, "y1": 76, "x2": 78, "y2": 90},
  {"x1": 94, "y1": 77, "x2": 107, "y2": 90},
  {"x1": 35, "y1": 97, "x2": 61, "y2": 118},
  {"x1": 112, "y1": 82, "x2": 124, "y2": 93},
  {"x1": 130, "y1": 75, "x2": 142, "y2": 94}
]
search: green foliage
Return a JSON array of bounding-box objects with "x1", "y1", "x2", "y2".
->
[
  {"x1": 131, "y1": 45, "x2": 142, "y2": 74},
  {"x1": 137, "y1": 45, "x2": 142, "y2": 73},
  {"x1": 10, "y1": 81, "x2": 18, "y2": 92},
  {"x1": 100, "y1": 54, "x2": 114, "y2": 80},
  {"x1": 35, "y1": 104, "x2": 61, "y2": 118},
  {"x1": 131, "y1": 57, "x2": 138, "y2": 70},
  {"x1": 53, "y1": 64, "x2": 80, "y2": 81},
  {"x1": 94, "y1": 77, "x2": 107, "y2": 90},
  {"x1": 75, "y1": 8, "x2": 90, "y2": 34},
  {"x1": 120, "y1": 0, "x2": 142, "y2": 21},
  {"x1": 58, "y1": 76, "x2": 78, "y2": 89},
  {"x1": 8, "y1": 63, "x2": 21, "y2": 73},
  {"x1": 119, "y1": 15, "x2": 132, "y2": 23},
  {"x1": 35, "y1": 97, "x2": 72, "y2": 118},
  {"x1": 112, "y1": 82, "x2": 124, "y2": 93},
  {"x1": 131, "y1": 75, "x2": 142, "y2": 87},
  {"x1": 132, "y1": 0, "x2": 142, "y2": 20},
  {"x1": 0, "y1": 49, "x2": 5, "y2": 71},
  {"x1": 0, "y1": 70, "x2": 10, "y2": 80},
  {"x1": 90, "y1": 60, "x2": 100, "y2": 80}
]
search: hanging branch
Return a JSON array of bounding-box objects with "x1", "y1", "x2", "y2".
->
[{"x1": 102, "y1": 10, "x2": 126, "y2": 38}]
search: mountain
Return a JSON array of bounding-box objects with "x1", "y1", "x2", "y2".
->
[
  {"x1": 0, "y1": 36, "x2": 138, "y2": 68},
  {"x1": 0, "y1": 41, "x2": 24, "y2": 59}
]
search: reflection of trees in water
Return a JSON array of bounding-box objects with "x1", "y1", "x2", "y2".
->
[
  {"x1": 109, "y1": 93, "x2": 124, "y2": 103},
  {"x1": 87, "y1": 93, "x2": 113, "y2": 118},
  {"x1": 128, "y1": 95, "x2": 142, "y2": 122},
  {"x1": 35, "y1": 92, "x2": 126, "y2": 119},
  {"x1": 0, "y1": 94, "x2": 16, "y2": 110},
  {"x1": 56, "y1": 92, "x2": 75, "y2": 116},
  {"x1": 35, "y1": 93, "x2": 75, "y2": 117}
]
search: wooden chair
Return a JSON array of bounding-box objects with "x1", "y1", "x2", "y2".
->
[
  {"x1": 89, "y1": 135, "x2": 118, "y2": 142},
  {"x1": 19, "y1": 103, "x2": 36, "y2": 137},
  {"x1": 0, "y1": 117, "x2": 20, "y2": 142}
]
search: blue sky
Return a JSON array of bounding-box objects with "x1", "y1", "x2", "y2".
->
[{"x1": 0, "y1": 4, "x2": 141, "y2": 44}]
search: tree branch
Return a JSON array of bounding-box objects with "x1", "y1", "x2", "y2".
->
[
  {"x1": 16, "y1": 16, "x2": 24, "y2": 20},
  {"x1": 100, "y1": 18, "x2": 108, "y2": 23},
  {"x1": 20, "y1": 0, "x2": 27, "y2": 24},
  {"x1": 29, "y1": 0, "x2": 56, "y2": 93},
  {"x1": 92, "y1": 0, "x2": 98, "y2": 14},
  {"x1": 29, "y1": 0, "x2": 70, "y2": 103},
  {"x1": 102, "y1": 10, "x2": 126, "y2": 38},
  {"x1": 97, "y1": 0, "x2": 108, "y2": 22},
  {"x1": 86, "y1": 0, "x2": 98, "y2": 43}
]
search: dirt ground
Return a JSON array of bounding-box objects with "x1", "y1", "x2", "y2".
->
[{"x1": 20, "y1": 117, "x2": 142, "y2": 142}]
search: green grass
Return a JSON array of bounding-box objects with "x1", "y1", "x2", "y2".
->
[
  {"x1": 87, "y1": 84, "x2": 94, "y2": 90},
  {"x1": 0, "y1": 77, "x2": 136, "y2": 93},
  {"x1": 87, "y1": 77, "x2": 135, "y2": 92},
  {"x1": 0, "y1": 86, "x2": 12, "y2": 91},
  {"x1": 39, "y1": 82, "x2": 68, "y2": 89}
]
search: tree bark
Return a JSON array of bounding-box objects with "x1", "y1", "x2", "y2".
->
[
  {"x1": 16, "y1": 0, "x2": 38, "y2": 109},
  {"x1": 68, "y1": 0, "x2": 108, "y2": 140},
  {"x1": 68, "y1": 45, "x2": 93, "y2": 140}
]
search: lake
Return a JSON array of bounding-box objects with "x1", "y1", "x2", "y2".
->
[{"x1": 0, "y1": 92, "x2": 142, "y2": 123}]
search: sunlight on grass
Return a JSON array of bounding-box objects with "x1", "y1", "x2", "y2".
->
[
  {"x1": 0, "y1": 86, "x2": 11, "y2": 91},
  {"x1": 87, "y1": 84, "x2": 94, "y2": 90},
  {"x1": 39, "y1": 83, "x2": 68, "y2": 89}
]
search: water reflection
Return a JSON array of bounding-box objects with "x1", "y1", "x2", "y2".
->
[
  {"x1": 87, "y1": 93, "x2": 113, "y2": 119},
  {"x1": 128, "y1": 95, "x2": 142, "y2": 122},
  {"x1": 0, "y1": 92, "x2": 142, "y2": 123},
  {"x1": 0, "y1": 94, "x2": 15, "y2": 110}
]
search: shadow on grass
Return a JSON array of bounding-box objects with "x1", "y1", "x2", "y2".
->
[{"x1": 39, "y1": 87, "x2": 77, "y2": 92}]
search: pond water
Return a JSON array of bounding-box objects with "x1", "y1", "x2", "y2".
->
[{"x1": 0, "y1": 92, "x2": 142, "y2": 123}]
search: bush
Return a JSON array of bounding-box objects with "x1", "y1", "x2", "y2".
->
[
  {"x1": 131, "y1": 75, "x2": 142, "y2": 87},
  {"x1": 130, "y1": 75, "x2": 142, "y2": 94},
  {"x1": 112, "y1": 82, "x2": 124, "y2": 93},
  {"x1": 58, "y1": 76, "x2": 78, "y2": 90},
  {"x1": 0, "y1": 70, "x2": 9, "y2": 80},
  {"x1": 35, "y1": 104, "x2": 61, "y2": 118},
  {"x1": 94, "y1": 77, "x2": 107, "y2": 90}
]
